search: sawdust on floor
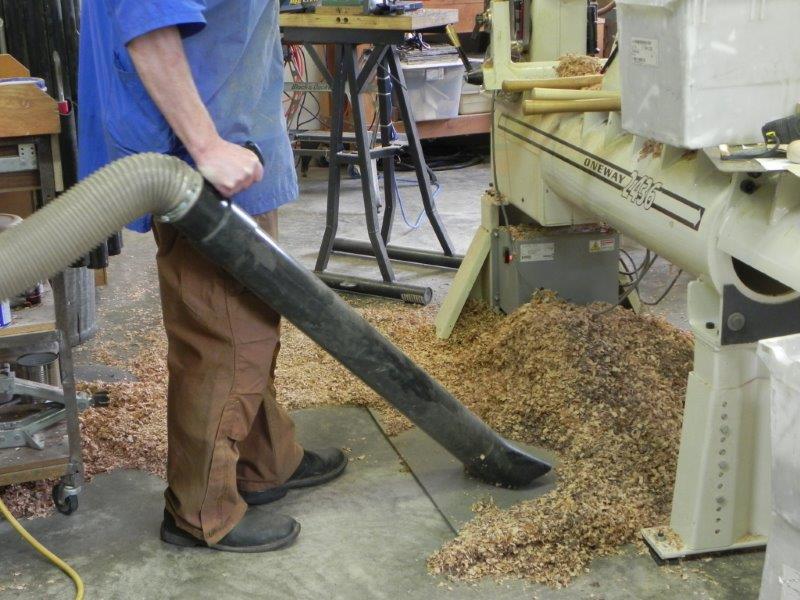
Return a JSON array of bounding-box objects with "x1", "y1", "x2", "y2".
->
[
  {"x1": 0, "y1": 293, "x2": 692, "y2": 587},
  {"x1": 426, "y1": 293, "x2": 692, "y2": 586}
]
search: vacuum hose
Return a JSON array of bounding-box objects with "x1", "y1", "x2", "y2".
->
[
  {"x1": 0, "y1": 154, "x2": 203, "y2": 299},
  {"x1": 0, "y1": 154, "x2": 551, "y2": 488}
]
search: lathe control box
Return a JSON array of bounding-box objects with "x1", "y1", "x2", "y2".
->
[{"x1": 492, "y1": 224, "x2": 620, "y2": 314}]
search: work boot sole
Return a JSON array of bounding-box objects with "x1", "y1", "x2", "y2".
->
[
  {"x1": 160, "y1": 520, "x2": 300, "y2": 553},
  {"x1": 242, "y1": 454, "x2": 348, "y2": 505}
]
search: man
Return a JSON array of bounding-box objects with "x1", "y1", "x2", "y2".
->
[{"x1": 78, "y1": 0, "x2": 347, "y2": 552}]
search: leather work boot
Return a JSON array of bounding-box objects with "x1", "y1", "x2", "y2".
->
[
  {"x1": 241, "y1": 448, "x2": 348, "y2": 506},
  {"x1": 160, "y1": 508, "x2": 300, "y2": 553}
]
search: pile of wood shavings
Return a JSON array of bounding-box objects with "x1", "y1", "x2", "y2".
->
[
  {"x1": 0, "y1": 481, "x2": 54, "y2": 519},
  {"x1": 555, "y1": 54, "x2": 603, "y2": 78},
  {"x1": 0, "y1": 327, "x2": 169, "y2": 519},
  {"x1": 427, "y1": 292, "x2": 692, "y2": 586},
  {"x1": 0, "y1": 292, "x2": 694, "y2": 589},
  {"x1": 79, "y1": 329, "x2": 169, "y2": 480},
  {"x1": 276, "y1": 298, "x2": 430, "y2": 434}
]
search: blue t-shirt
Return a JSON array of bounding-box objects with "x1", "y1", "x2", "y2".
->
[{"x1": 78, "y1": 0, "x2": 298, "y2": 232}]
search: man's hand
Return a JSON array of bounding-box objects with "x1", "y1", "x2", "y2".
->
[
  {"x1": 194, "y1": 137, "x2": 264, "y2": 198},
  {"x1": 128, "y1": 27, "x2": 263, "y2": 197}
]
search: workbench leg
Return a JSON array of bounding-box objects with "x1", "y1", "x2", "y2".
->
[
  {"x1": 51, "y1": 272, "x2": 83, "y2": 490},
  {"x1": 302, "y1": 43, "x2": 334, "y2": 89},
  {"x1": 344, "y1": 45, "x2": 394, "y2": 282},
  {"x1": 38, "y1": 130, "x2": 84, "y2": 489},
  {"x1": 315, "y1": 45, "x2": 346, "y2": 274},
  {"x1": 387, "y1": 48, "x2": 456, "y2": 257},
  {"x1": 376, "y1": 51, "x2": 397, "y2": 244}
]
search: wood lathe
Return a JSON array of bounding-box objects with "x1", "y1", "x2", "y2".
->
[{"x1": 438, "y1": 0, "x2": 800, "y2": 562}]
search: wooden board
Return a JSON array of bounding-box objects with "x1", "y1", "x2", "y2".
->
[
  {"x1": 423, "y1": 0, "x2": 484, "y2": 33},
  {"x1": 0, "y1": 421, "x2": 70, "y2": 486},
  {"x1": 0, "y1": 171, "x2": 40, "y2": 194},
  {"x1": 0, "y1": 290, "x2": 56, "y2": 339},
  {"x1": 0, "y1": 321, "x2": 56, "y2": 338},
  {"x1": 0, "y1": 190, "x2": 36, "y2": 216},
  {"x1": 435, "y1": 225, "x2": 490, "y2": 339},
  {"x1": 0, "y1": 54, "x2": 30, "y2": 78},
  {"x1": 280, "y1": 7, "x2": 457, "y2": 31},
  {"x1": 399, "y1": 112, "x2": 491, "y2": 139},
  {"x1": 0, "y1": 84, "x2": 60, "y2": 138}
]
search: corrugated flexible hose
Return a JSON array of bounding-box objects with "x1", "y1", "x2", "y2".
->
[{"x1": 0, "y1": 153, "x2": 202, "y2": 301}]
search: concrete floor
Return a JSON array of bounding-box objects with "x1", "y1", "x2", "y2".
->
[{"x1": 0, "y1": 162, "x2": 764, "y2": 598}]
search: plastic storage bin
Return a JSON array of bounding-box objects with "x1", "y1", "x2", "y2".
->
[
  {"x1": 401, "y1": 60, "x2": 465, "y2": 122},
  {"x1": 757, "y1": 335, "x2": 800, "y2": 600},
  {"x1": 617, "y1": 0, "x2": 800, "y2": 149}
]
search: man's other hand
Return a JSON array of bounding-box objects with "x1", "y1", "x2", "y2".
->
[{"x1": 194, "y1": 137, "x2": 265, "y2": 198}]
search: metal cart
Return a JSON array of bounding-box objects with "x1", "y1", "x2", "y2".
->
[{"x1": 0, "y1": 55, "x2": 84, "y2": 514}]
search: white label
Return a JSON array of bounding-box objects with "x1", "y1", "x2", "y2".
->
[
  {"x1": 425, "y1": 67, "x2": 444, "y2": 81},
  {"x1": 631, "y1": 38, "x2": 659, "y2": 67},
  {"x1": 589, "y1": 238, "x2": 617, "y2": 254},
  {"x1": 782, "y1": 565, "x2": 800, "y2": 600},
  {"x1": 520, "y1": 243, "x2": 555, "y2": 263}
]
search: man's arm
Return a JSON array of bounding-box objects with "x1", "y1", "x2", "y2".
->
[{"x1": 127, "y1": 26, "x2": 264, "y2": 197}]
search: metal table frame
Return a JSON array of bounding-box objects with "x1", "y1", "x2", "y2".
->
[{"x1": 282, "y1": 27, "x2": 463, "y2": 305}]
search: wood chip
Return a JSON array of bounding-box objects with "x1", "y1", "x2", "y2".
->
[{"x1": 555, "y1": 54, "x2": 603, "y2": 78}]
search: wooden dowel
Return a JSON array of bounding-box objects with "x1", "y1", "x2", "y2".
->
[
  {"x1": 523, "y1": 97, "x2": 621, "y2": 115},
  {"x1": 503, "y1": 74, "x2": 603, "y2": 92},
  {"x1": 530, "y1": 88, "x2": 619, "y2": 101}
]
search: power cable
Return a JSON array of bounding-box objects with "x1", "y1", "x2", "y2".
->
[
  {"x1": 0, "y1": 497, "x2": 84, "y2": 599},
  {"x1": 641, "y1": 269, "x2": 684, "y2": 306},
  {"x1": 594, "y1": 252, "x2": 658, "y2": 317}
]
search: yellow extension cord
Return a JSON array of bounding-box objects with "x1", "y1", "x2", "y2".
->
[{"x1": 0, "y1": 497, "x2": 84, "y2": 600}]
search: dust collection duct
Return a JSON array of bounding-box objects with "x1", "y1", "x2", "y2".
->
[{"x1": 0, "y1": 153, "x2": 551, "y2": 488}]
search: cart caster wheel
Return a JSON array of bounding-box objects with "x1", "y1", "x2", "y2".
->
[{"x1": 52, "y1": 483, "x2": 79, "y2": 515}]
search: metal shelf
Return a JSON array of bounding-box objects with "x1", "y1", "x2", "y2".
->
[{"x1": 0, "y1": 421, "x2": 70, "y2": 487}]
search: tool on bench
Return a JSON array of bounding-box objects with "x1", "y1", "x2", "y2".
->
[
  {"x1": 442, "y1": 24, "x2": 485, "y2": 86},
  {"x1": 0, "y1": 362, "x2": 92, "y2": 451},
  {"x1": 280, "y1": 0, "x2": 423, "y2": 14},
  {"x1": 279, "y1": 0, "x2": 321, "y2": 12},
  {"x1": 722, "y1": 113, "x2": 800, "y2": 161}
]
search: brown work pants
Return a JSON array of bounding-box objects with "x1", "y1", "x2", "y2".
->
[{"x1": 153, "y1": 211, "x2": 304, "y2": 544}]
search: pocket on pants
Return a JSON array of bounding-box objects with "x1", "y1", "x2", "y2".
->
[
  {"x1": 223, "y1": 282, "x2": 281, "y2": 344},
  {"x1": 177, "y1": 243, "x2": 230, "y2": 320}
]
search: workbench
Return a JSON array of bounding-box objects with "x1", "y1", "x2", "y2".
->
[
  {"x1": 0, "y1": 54, "x2": 84, "y2": 514},
  {"x1": 281, "y1": 8, "x2": 465, "y2": 303},
  {"x1": 282, "y1": 7, "x2": 490, "y2": 139}
]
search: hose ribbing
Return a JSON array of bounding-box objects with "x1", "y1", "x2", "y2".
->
[{"x1": 0, "y1": 154, "x2": 203, "y2": 300}]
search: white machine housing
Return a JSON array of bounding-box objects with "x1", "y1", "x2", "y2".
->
[
  {"x1": 617, "y1": 0, "x2": 800, "y2": 148},
  {"x1": 440, "y1": 0, "x2": 800, "y2": 561}
]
